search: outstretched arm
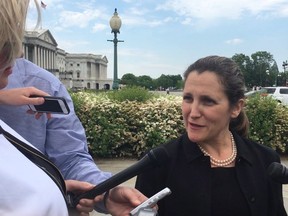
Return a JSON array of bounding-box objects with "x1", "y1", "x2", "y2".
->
[
  {"x1": 0, "y1": 87, "x2": 48, "y2": 105},
  {"x1": 0, "y1": 87, "x2": 51, "y2": 119}
]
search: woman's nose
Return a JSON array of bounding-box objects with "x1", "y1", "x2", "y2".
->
[{"x1": 189, "y1": 103, "x2": 201, "y2": 118}]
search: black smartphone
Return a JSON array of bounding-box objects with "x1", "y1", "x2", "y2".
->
[{"x1": 28, "y1": 96, "x2": 70, "y2": 115}]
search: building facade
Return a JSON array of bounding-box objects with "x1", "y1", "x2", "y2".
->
[{"x1": 23, "y1": 29, "x2": 113, "y2": 90}]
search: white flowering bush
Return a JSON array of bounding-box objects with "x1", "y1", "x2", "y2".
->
[
  {"x1": 71, "y1": 91, "x2": 185, "y2": 157},
  {"x1": 71, "y1": 90, "x2": 288, "y2": 158},
  {"x1": 245, "y1": 94, "x2": 288, "y2": 152}
]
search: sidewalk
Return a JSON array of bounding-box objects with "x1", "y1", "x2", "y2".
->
[{"x1": 90, "y1": 158, "x2": 288, "y2": 216}]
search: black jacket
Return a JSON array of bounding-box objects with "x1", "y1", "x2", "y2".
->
[{"x1": 135, "y1": 132, "x2": 287, "y2": 216}]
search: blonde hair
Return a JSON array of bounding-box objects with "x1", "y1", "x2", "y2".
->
[{"x1": 0, "y1": 0, "x2": 30, "y2": 72}]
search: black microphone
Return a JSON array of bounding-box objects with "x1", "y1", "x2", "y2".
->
[
  {"x1": 267, "y1": 162, "x2": 288, "y2": 184},
  {"x1": 68, "y1": 146, "x2": 170, "y2": 207}
]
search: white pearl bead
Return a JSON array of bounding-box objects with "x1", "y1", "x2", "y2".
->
[{"x1": 197, "y1": 132, "x2": 237, "y2": 167}]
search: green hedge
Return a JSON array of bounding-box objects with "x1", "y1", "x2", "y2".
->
[
  {"x1": 71, "y1": 90, "x2": 184, "y2": 157},
  {"x1": 71, "y1": 90, "x2": 288, "y2": 158},
  {"x1": 245, "y1": 94, "x2": 288, "y2": 152}
]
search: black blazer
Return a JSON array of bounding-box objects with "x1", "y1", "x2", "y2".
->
[{"x1": 135, "y1": 132, "x2": 287, "y2": 216}]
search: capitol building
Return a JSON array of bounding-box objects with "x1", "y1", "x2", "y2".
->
[{"x1": 23, "y1": 29, "x2": 113, "y2": 90}]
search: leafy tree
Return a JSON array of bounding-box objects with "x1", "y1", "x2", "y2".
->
[
  {"x1": 170, "y1": 75, "x2": 183, "y2": 88},
  {"x1": 176, "y1": 79, "x2": 184, "y2": 89},
  {"x1": 232, "y1": 51, "x2": 279, "y2": 88},
  {"x1": 155, "y1": 74, "x2": 173, "y2": 89},
  {"x1": 155, "y1": 74, "x2": 182, "y2": 89},
  {"x1": 138, "y1": 75, "x2": 154, "y2": 89},
  {"x1": 120, "y1": 73, "x2": 183, "y2": 90},
  {"x1": 251, "y1": 51, "x2": 278, "y2": 87},
  {"x1": 232, "y1": 54, "x2": 254, "y2": 88},
  {"x1": 120, "y1": 73, "x2": 137, "y2": 86}
]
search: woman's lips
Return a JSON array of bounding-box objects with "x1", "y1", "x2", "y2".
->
[{"x1": 189, "y1": 122, "x2": 204, "y2": 130}]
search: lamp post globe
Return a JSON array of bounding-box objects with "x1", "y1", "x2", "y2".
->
[
  {"x1": 110, "y1": 9, "x2": 122, "y2": 33},
  {"x1": 108, "y1": 8, "x2": 124, "y2": 90}
]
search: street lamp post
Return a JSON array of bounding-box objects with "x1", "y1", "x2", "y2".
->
[
  {"x1": 283, "y1": 61, "x2": 288, "y2": 72},
  {"x1": 107, "y1": 8, "x2": 124, "y2": 90}
]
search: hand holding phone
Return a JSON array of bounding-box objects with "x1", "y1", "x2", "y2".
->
[
  {"x1": 130, "y1": 187, "x2": 171, "y2": 216},
  {"x1": 28, "y1": 96, "x2": 70, "y2": 115}
]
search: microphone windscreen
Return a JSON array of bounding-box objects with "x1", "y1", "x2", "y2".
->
[
  {"x1": 148, "y1": 146, "x2": 170, "y2": 166},
  {"x1": 267, "y1": 162, "x2": 282, "y2": 176},
  {"x1": 267, "y1": 162, "x2": 288, "y2": 184}
]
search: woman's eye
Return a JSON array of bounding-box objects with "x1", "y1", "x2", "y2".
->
[
  {"x1": 183, "y1": 95, "x2": 192, "y2": 102},
  {"x1": 203, "y1": 98, "x2": 216, "y2": 105}
]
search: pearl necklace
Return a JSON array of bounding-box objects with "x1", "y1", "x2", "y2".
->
[{"x1": 197, "y1": 132, "x2": 237, "y2": 167}]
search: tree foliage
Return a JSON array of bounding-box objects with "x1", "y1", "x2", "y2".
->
[
  {"x1": 120, "y1": 73, "x2": 183, "y2": 90},
  {"x1": 120, "y1": 73, "x2": 138, "y2": 86},
  {"x1": 120, "y1": 51, "x2": 287, "y2": 90},
  {"x1": 232, "y1": 51, "x2": 281, "y2": 88},
  {"x1": 138, "y1": 75, "x2": 154, "y2": 89}
]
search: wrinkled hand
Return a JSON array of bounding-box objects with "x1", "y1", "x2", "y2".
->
[
  {"x1": 0, "y1": 87, "x2": 51, "y2": 119},
  {"x1": 105, "y1": 186, "x2": 148, "y2": 216},
  {"x1": 65, "y1": 180, "x2": 97, "y2": 216}
]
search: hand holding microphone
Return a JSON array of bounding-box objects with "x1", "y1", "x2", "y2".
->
[{"x1": 67, "y1": 146, "x2": 170, "y2": 208}]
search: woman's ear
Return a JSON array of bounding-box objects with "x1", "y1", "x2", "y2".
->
[{"x1": 231, "y1": 99, "x2": 245, "y2": 118}]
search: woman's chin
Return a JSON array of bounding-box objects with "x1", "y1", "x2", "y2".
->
[{"x1": 187, "y1": 133, "x2": 201, "y2": 143}]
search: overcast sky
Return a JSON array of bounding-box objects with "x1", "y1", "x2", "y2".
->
[{"x1": 27, "y1": 0, "x2": 288, "y2": 79}]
